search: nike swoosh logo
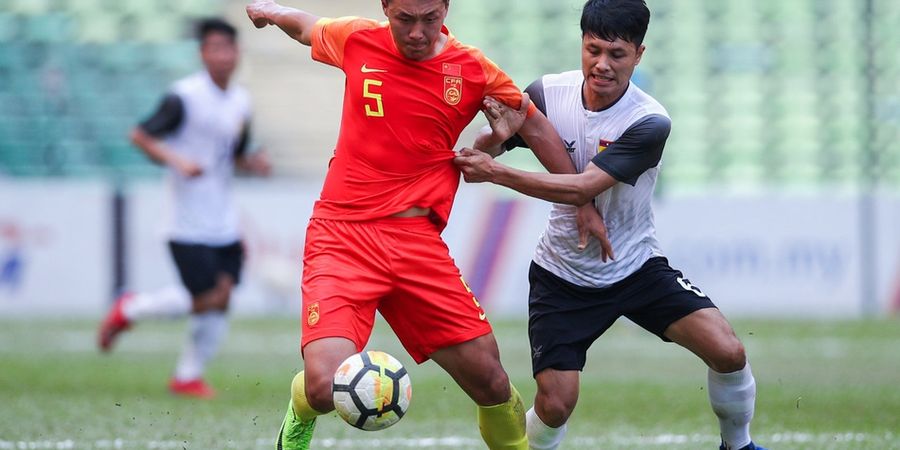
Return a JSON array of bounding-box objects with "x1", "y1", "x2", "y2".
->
[
  {"x1": 479, "y1": 312, "x2": 486, "y2": 321},
  {"x1": 361, "y1": 64, "x2": 388, "y2": 73}
]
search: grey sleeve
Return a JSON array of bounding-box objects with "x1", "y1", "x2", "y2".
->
[
  {"x1": 138, "y1": 93, "x2": 185, "y2": 138},
  {"x1": 234, "y1": 121, "x2": 251, "y2": 159},
  {"x1": 590, "y1": 114, "x2": 671, "y2": 186},
  {"x1": 502, "y1": 77, "x2": 546, "y2": 151}
]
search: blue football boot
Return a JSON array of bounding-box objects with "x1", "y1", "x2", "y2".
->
[{"x1": 719, "y1": 442, "x2": 768, "y2": 450}]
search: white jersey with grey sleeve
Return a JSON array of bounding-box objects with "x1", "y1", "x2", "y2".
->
[
  {"x1": 139, "y1": 71, "x2": 252, "y2": 245},
  {"x1": 505, "y1": 70, "x2": 671, "y2": 288}
]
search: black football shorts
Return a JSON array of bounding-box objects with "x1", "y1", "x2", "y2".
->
[
  {"x1": 527, "y1": 257, "x2": 716, "y2": 376},
  {"x1": 168, "y1": 240, "x2": 244, "y2": 296}
]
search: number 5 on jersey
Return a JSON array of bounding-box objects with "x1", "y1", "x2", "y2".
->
[{"x1": 363, "y1": 79, "x2": 384, "y2": 117}]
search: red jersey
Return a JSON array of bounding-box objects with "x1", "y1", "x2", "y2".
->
[{"x1": 309, "y1": 17, "x2": 535, "y2": 230}]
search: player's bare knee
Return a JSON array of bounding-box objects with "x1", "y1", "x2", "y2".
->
[
  {"x1": 209, "y1": 291, "x2": 230, "y2": 311},
  {"x1": 474, "y1": 368, "x2": 511, "y2": 406},
  {"x1": 535, "y1": 392, "x2": 574, "y2": 427},
  {"x1": 304, "y1": 373, "x2": 336, "y2": 413},
  {"x1": 210, "y1": 276, "x2": 233, "y2": 311},
  {"x1": 711, "y1": 339, "x2": 747, "y2": 373}
]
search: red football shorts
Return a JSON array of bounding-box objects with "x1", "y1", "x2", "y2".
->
[{"x1": 300, "y1": 216, "x2": 492, "y2": 363}]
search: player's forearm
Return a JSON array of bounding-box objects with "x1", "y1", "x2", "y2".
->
[
  {"x1": 258, "y1": 3, "x2": 320, "y2": 45},
  {"x1": 519, "y1": 115, "x2": 577, "y2": 175},
  {"x1": 473, "y1": 126, "x2": 506, "y2": 158},
  {"x1": 130, "y1": 128, "x2": 176, "y2": 166},
  {"x1": 490, "y1": 162, "x2": 593, "y2": 206}
]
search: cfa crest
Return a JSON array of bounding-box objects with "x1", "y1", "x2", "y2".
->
[
  {"x1": 444, "y1": 76, "x2": 462, "y2": 106},
  {"x1": 307, "y1": 302, "x2": 320, "y2": 326}
]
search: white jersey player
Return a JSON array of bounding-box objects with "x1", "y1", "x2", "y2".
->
[
  {"x1": 454, "y1": 1, "x2": 767, "y2": 449},
  {"x1": 97, "y1": 18, "x2": 270, "y2": 399}
]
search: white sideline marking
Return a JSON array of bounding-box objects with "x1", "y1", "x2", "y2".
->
[{"x1": 0, "y1": 432, "x2": 896, "y2": 448}]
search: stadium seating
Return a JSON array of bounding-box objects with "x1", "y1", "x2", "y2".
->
[
  {"x1": 0, "y1": 0, "x2": 896, "y2": 188},
  {"x1": 443, "y1": 0, "x2": 900, "y2": 190},
  {"x1": 0, "y1": 0, "x2": 209, "y2": 177}
]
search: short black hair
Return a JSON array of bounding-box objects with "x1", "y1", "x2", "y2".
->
[
  {"x1": 580, "y1": 0, "x2": 650, "y2": 47},
  {"x1": 197, "y1": 18, "x2": 237, "y2": 42},
  {"x1": 383, "y1": 0, "x2": 450, "y2": 6}
]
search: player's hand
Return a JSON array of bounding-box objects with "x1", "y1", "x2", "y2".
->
[
  {"x1": 247, "y1": 0, "x2": 276, "y2": 28},
  {"x1": 482, "y1": 92, "x2": 529, "y2": 143},
  {"x1": 453, "y1": 147, "x2": 495, "y2": 183},
  {"x1": 173, "y1": 157, "x2": 203, "y2": 178},
  {"x1": 576, "y1": 204, "x2": 615, "y2": 262},
  {"x1": 245, "y1": 151, "x2": 273, "y2": 176}
]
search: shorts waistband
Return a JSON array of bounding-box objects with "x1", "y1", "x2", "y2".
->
[{"x1": 312, "y1": 215, "x2": 438, "y2": 230}]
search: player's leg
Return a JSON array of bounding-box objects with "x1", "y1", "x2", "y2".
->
[
  {"x1": 97, "y1": 285, "x2": 192, "y2": 351},
  {"x1": 624, "y1": 258, "x2": 762, "y2": 450},
  {"x1": 524, "y1": 261, "x2": 618, "y2": 450},
  {"x1": 97, "y1": 240, "x2": 223, "y2": 352},
  {"x1": 277, "y1": 337, "x2": 358, "y2": 450},
  {"x1": 429, "y1": 334, "x2": 528, "y2": 450},
  {"x1": 376, "y1": 217, "x2": 526, "y2": 449},
  {"x1": 277, "y1": 218, "x2": 391, "y2": 450},
  {"x1": 528, "y1": 369, "x2": 578, "y2": 450},
  {"x1": 168, "y1": 241, "x2": 242, "y2": 398},
  {"x1": 665, "y1": 308, "x2": 761, "y2": 450}
]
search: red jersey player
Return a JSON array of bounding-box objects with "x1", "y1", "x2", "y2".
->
[{"x1": 246, "y1": 1, "x2": 608, "y2": 448}]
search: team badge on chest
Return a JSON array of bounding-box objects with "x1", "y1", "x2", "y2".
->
[
  {"x1": 443, "y1": 76, "x2": 462, "y2": 105},
  {"x1": 442, "y1": 63, "x2": 463, "y2": 106}
]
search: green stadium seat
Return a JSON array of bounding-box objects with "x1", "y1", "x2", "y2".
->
[
  {"x1": 101, "y1": 42, "x2": 150, "y2": 72},
  {"x1": 0, "y1": 13, "x2": 21, "y2": 42},
  {"x1": 8, "y1": 0, "x2": 51, "y2": 15},
  {"x1": 0, "y1": 140, "x2": 44, "y2": 176},
  {"x1": 24, "y1": 13, "x2": 75, "y2": 43},
  {"x1": 117, "y1": 0, "x2": 159, "y2": 17},
  {"x1": 73, "y1": 11, "x2": 119, "y2": 43},
  {"x1": 134, "y1": 14, "x2": 187, "y2": 43},
  {"x1": 171, "y1": 0, "x2": 216, "y2": 18},
  {"x1": 151, "y1": 41, "x2": 200, "y2": 77}
]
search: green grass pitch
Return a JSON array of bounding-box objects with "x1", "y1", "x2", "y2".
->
[{"x1": 1, "y1": 317, "x2": 898, "y2": 449}]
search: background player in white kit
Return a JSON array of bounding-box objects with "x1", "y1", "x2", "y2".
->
[
  {"x1": 97, "y1": 18, "x2": 270, "y2": 399},
  {"x1": 455, "y1": 1, "x2": 768, "y2": 449}
]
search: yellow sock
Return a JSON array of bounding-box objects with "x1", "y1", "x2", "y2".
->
[
  {"x1": 290, "y1": 371, "x2": 324, "y2": 422},
  {"x1": 477, "y1": 383, "x2": 528, "y2": 450}
]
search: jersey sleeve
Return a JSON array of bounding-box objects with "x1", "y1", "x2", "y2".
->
[
  {"x1": 138, "y1": 93, "x2": 185, "y2": 137},
  {"x1": 474, "y1": 50, "x2": 537, "y2": 118},
  {"x1": 234, "y1": 120, "x2": 251, "y2": 159},
  {"x1": 310, "y1": 16, "x2": 381, "y2": 69},
  {"x1": 503, "y1": 77, "x2": 546, "y2": 151},
  {"x1": 591, "y1": 114, "x2": 671, "y2": 186}
]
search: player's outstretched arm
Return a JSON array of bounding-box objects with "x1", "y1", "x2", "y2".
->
[
  {"x1": 246, "y1": 0, "x2": 320, "y2": 46},
  {"x1": 454, "y1": 148, "x2": 618, "y2": 206}
]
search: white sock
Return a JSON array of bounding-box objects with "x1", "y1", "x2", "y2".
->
[
  {"x1": 526, "y1": 407, "x2": 567, "y2": 450},
  {"x1": 122, "y1": 286, "x2": 191, "y2": 321},
  {"x1": 708, "y1": 363, "x2": 756, "y2": 449},
  {"x1": 174, "y1": 311, "x2": 229, "y2": 381}
]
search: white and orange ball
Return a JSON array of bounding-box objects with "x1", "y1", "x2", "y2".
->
[{"x1": 332, "y1": 350, "x2": 412, "y2": 431}]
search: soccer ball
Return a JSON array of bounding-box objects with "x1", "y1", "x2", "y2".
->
[{"x1": 332, "y1": 350, "x2": 412, "y2": 431}]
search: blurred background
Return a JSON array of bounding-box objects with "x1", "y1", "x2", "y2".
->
[{"x1": 0, "y1": 0, "x2": 898, "y2": 319}]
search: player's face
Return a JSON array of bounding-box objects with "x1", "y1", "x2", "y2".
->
[
  {"x1": 382, "y1": 0, "x2": 448, "y2": 61},
  {"x1": 201, "y1": 32, "x2": 239, "y2": 84},
  {"x1": 581, "y1": 34, "x2": 644, "y2": 110}
]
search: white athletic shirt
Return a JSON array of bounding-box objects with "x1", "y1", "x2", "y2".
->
[
  {"x1": 140, "y1": 72, "x2": 252, "y2": 245},
  {"x1": 507, "y1": 70, "x2": 671, "y2": 288}
]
